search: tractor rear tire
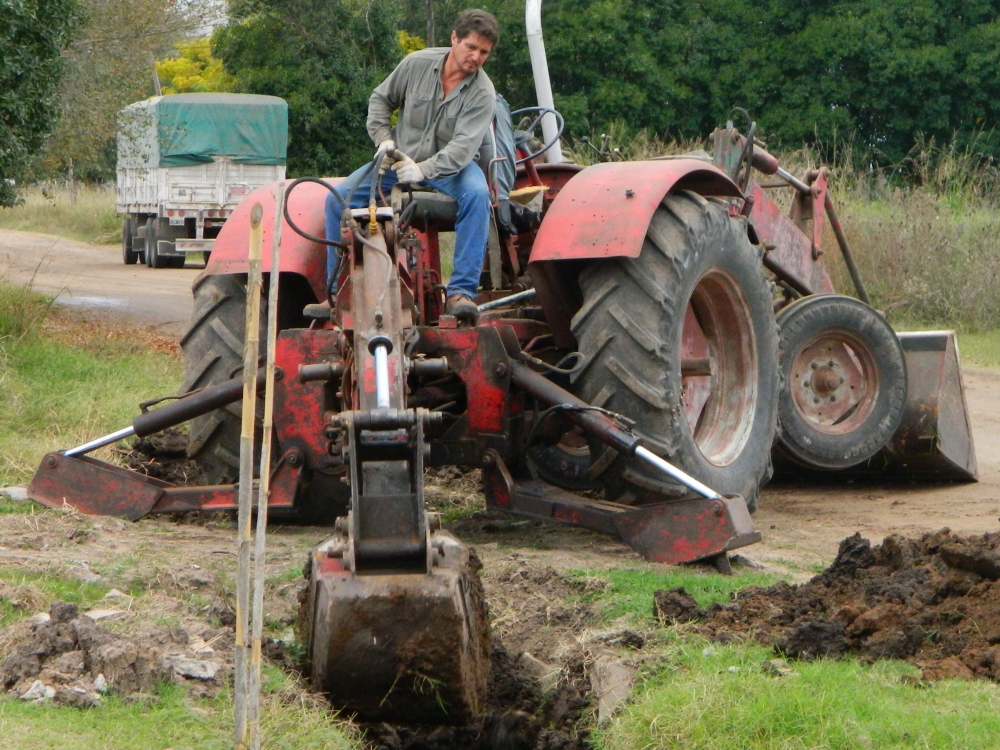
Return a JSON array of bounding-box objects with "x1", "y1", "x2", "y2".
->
[
  {"x1": 774, "y1": 294, "x2": 907, "y2": 470},
  {"x1": 570, "y1": 191, "x2": 779, "y2": 512},
  {"x1": 179, "y1": 273, "x2": 266, "y2": 485}
]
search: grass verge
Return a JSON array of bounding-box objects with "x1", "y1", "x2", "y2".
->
[
  {"x1": 595, "y1": 637, "x2": 1000, "y2": 750},
  {"x1": 0, "y1": 682, "x2": 358, "y2": 750},
  {"x1": 577, "y1": 566, "x2": 778, "y2": 624},
  {"x1": 1, "y1": 275, "x2": 180, "y2": 486},
  {"x1": 0, "y1": 186, "x2": 120, "y2": 245}
]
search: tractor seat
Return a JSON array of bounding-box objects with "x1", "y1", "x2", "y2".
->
[{"x1": 390, "y1": 187, "x2": 459, "y2": 229}]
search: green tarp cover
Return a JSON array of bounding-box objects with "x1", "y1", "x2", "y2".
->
[{"x1": 118, "y1": 93, "x2": 288, "y2": 168}]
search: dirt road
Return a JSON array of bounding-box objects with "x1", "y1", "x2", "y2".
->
[{"x1": 0, "y1": 229, "x2": 197, "y2": 336}]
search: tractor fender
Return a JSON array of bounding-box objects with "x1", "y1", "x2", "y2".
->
[
  {"x1": 527, "y1": 159, "x2": 743, "y2": 348},
  {"x1": 529, "y1": 158, "x2": 742, "y2": 263},
  {"x1": 203, "y1": 177, "x2": 343, "y2": 302}
]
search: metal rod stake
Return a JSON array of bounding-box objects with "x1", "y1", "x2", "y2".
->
[
  {"x1": 775, "y1": 167, "x2": 812, "y2": 195},
  {"x1": 477, "y1": 288, "x2": 536, "y2": 312}
]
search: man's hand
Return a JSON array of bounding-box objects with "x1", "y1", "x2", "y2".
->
[
  {"x1": 376, "y1": 139, "x2": 395, "y2": 171},
  {"x1": 392, "y1": 154, "x2": 425, "y2": 184}
]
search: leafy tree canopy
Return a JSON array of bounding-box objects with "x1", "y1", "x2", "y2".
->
[
  {"x1": 212, "y1": 0, "x2": 403, "y2": 177},
  {"x1": 412, "y1": 0, "x2": 1000, "y2": 164},
  {"x1": 156, "y1": 38, "x2": 235, "y2": 94},
  {"x1": 0, "y1": 0, "x2": 80, "y2": 206}
]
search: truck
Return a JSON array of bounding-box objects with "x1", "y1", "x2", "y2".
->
[{"x1": 116, "y1": 93, "x2": 287, "y2": 268}]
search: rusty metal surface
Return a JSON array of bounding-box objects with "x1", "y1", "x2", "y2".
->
[
  {"x1": 748, "y1": 182, "x2": 836, "y2": 296},
  {"x1": 528, "y1": 159, "x2": 741, "y2": 263},
  {"x1": 208, "y1": 177, "x2": 342, "y2": 301},
  {"x1": 882, "y1": 331, "x2": 978, "y2": 480},
  {"x1": 28, "y1": 451, "x2": 302, "y2": 518},
  {"x1": 273, "y1": 329, "x2": 340, "y2": 468},
  {"x1": 482, "y1": 477, "x2": 759, "y2": 564},
  {"x1": 307, "y1": 530, "x2": 490, "y2": 725},
  {"x1": 29, "y1": 454, "x2": 168, "y2": 520}
]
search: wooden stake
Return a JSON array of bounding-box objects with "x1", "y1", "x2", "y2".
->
[
  {"x1": 235, "y1": 202, "x2": 264, "y2": 749},
  {"x1": 247, "y1": 185, "x2": 284, "y2": 749}
]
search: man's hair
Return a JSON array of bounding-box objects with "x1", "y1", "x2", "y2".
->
[{"x1": 454, "y1": 9, "x2": 499, "y2": 46}]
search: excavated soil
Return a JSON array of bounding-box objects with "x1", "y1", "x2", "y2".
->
[
  {"x1": 690, "y1": 529, "x2": 1000, "y2": 682},
  {"x1": 117, "y1": 427, "x2": 206, "y2": 487}
]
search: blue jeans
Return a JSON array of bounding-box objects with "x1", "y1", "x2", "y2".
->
[{"x1": 324, "y1": 161, "x2": 490, "y2": 299}]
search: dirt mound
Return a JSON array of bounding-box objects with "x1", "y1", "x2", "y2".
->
[
  {"x1": 695, "y1": 529, "x2": 1000, "y2": 681},
  {"x1": 117, "y1": 427, "x2": 205, "y2": 486},
  {"x1": 0, "y1": 600, "x2": 230, "y2": 705}
]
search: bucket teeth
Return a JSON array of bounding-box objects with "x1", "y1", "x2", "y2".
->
[{"x1": 303, "y1": 531, "x2": 490, "y2": 724}]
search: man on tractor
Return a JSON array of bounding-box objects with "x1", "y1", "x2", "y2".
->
[{"x1": 324, "y1": 8, "x2": 499, "y2": 324}]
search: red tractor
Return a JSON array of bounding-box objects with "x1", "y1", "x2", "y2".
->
[{"x1": 27, "y1": 106, "x2": 976, "y2": 721}]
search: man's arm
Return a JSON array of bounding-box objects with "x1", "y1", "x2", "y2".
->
[
  {"x1": 367, "y1": 61, "x2": 409, "y2": 147},
  {"x1": 417, "y1": 89, "x2": 495, "y2": 180}
]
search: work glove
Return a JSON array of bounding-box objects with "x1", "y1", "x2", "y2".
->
[
  {"x1": 392, "y1": 153, "x2": 425, "y2": 184},
  {"x1": 376, "y1": 139, "x2": 395, "y2": 171}
]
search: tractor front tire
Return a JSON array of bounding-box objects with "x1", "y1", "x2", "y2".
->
[
  {"x1": 774, "y1": 294, "x2": 907, "y2": 470},
  {"x1": 570, "y1": 191, "x2": 779, "y2": 511},
  {"x1": 179, "y1": 273, "x2": 265, "y2": 485}
]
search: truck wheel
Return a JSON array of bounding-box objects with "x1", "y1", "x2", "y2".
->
[
  {"x1": 145, "y1": 217, "x2": 165, "y2": 268},
  {"x1": 180, "y1": 273, "x2": 265, "y2": 484},
  {"x1": 570, "y1": 191, "x2": 779, "y2": 512},
  {"x1": 122, "y1": 217, "x2": 138, "y2": 265},
  {"x1": 775, "y1": 294, "x2": 906, "y2": 470}
]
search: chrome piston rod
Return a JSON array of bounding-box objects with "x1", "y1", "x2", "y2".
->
[
  {"x1": 65, "y1": 426, "x2": 136, "y2": 457},
  {"x1": 373, "y1": 343, "x2": 391, "y2": 409},
  {"x1": 634, "y1": 446, "x2": 723, "y2": 500}
]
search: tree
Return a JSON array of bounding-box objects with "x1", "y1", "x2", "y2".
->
[
  {"x1": 0, "y1": 0, "x2": 80, "y2": 206},
  {"x1": 35, "y1": 0, "x2": 222, "y2": 183},
  {"x1": 212, "y1": 0, "x2": 403, "y2": 177},
  {"x1": 156, "y1": 38, "x2": 235, "y2": 94}
]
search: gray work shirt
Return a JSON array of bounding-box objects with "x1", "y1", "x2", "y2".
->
[{"x1": 368, "y1": 47, "x2": 496, "y2": 180}]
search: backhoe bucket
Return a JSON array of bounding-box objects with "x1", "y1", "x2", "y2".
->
[
  {"x1": 304, "y1": 529, "x2": 490, "y2": 725},
  {"x1": 882, "y1": 331, "x2": 977, "y2": 480}
]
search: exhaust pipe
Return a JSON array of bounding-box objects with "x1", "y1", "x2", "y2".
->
[{"x1": 525, "y1": 0, "x2": 563, "y2": 164}]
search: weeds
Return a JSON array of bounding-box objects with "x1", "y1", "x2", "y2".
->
[
  {"x1": 0, "y1": 279, "x2": 53, "y2": 342},
  {"x1": 0, "y1": 185, "x2": 121, "y2": 245}
]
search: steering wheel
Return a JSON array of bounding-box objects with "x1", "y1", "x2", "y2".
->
[{"x1": 510, "y1": 107, "x2": 565, "y2": 165}]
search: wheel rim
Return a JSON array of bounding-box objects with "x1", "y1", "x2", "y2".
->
[
  {"x1": 680, "y1": 269, "x2": 758, "y2": 467},
  {"x1": 788, "y1": 330, "x2": 878, "y2": 435}
]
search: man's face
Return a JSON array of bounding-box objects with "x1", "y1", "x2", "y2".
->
[{"x1": 450, "y1": 30, "x2": 494, "y2": 74}]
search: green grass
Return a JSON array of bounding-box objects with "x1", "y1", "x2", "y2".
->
[
  {"x1": 0, "y1": 682, "x2": 359, "y2": 750},
  {"x1": 576, "y1": 566, "x2": 780, "y2": 624},
  {"x1": 595, "y1": 637, "x2": 1000, "y2": 750},
  {"x1": 0, "y1": 338, "x2": 181, "y2": 484},
  {"x1": 0, "y1": 186, "x2": 120, "y2": 245},
  {"x1": 0, "y1": 284, "x2": 182, "y2": 484},
  {"x1": 0, "y1": 567, "x2": 110, "y2": 627},
  {"x1": 956, "y1": 329, "x2": 1000, "y2": 368}
]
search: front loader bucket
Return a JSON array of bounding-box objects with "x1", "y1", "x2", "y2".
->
[
  {"x1": 304, "y1": 530, "x2": 490, "y2": 725},
  {"x1": 882, "y1": 331, "x2": 977, "y2": 480}
]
